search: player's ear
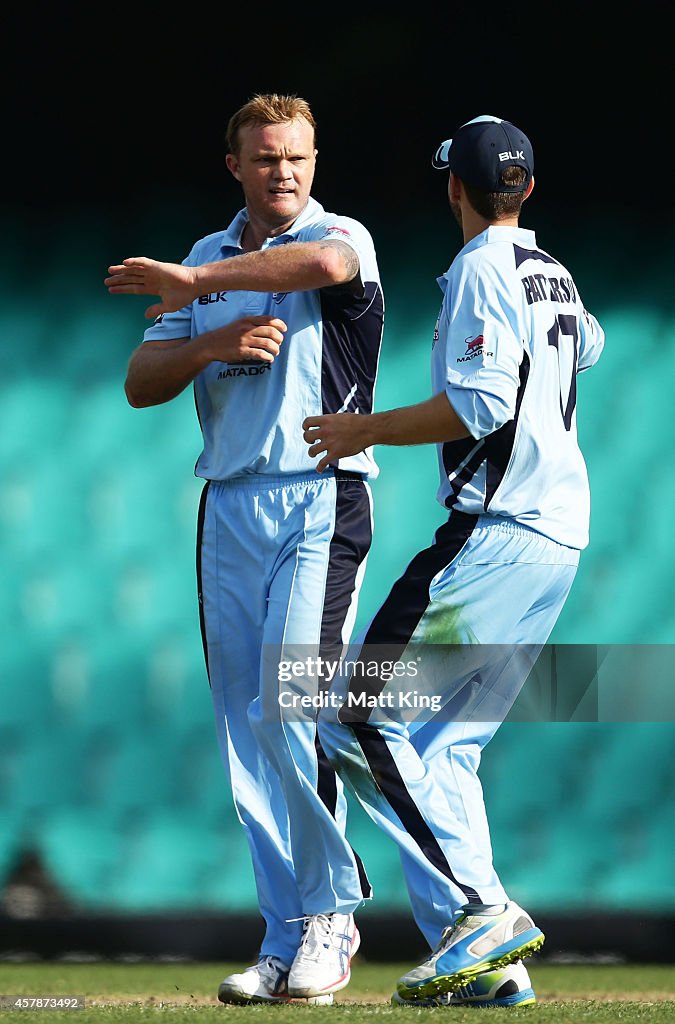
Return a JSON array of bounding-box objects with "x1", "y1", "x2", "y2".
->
[
  {"x1": 448, "y1": 172, "x2": 462, "y2": 203},
  {"x1": 226, "y1": 153, "x2": 242, "y2": 182},
  {"x1": 523, "y1": 176, "x2": 535, "y2": 201}
]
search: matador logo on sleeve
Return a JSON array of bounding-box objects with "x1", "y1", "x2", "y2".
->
[{"x1": 457, "y1": 334, "x2": 484, "y2": 363}]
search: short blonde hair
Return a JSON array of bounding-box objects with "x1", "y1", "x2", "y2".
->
[{"x1": 226, "y1": 93, "x2": 317, "y2": 157}]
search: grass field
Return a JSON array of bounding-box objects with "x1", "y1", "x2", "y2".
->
[{"x1": 0, "y1": 961, "x2": 674, "y2": 1024}]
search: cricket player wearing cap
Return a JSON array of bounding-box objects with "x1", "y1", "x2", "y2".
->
[{"x1": 303, "y1": 115, "x2": 605, "y2": 1004}]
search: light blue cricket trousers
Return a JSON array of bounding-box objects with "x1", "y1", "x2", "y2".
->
[
  {"x1": 197, "y1": 471, "x2": 373, "y2": 963},
  {"x1": 318, "y1": 511, "x2": 580, "y2": 949}
]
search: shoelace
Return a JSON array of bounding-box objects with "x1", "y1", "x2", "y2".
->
[
  {"x1": 420, "y1": 910, "x2": 469, "y2": 966},
  {"x1": 253, "y1": 955, "x2": 288, "y2": 978},
  {"x1": 296, "y1": 914, "x2": 335, "y2": 960}
]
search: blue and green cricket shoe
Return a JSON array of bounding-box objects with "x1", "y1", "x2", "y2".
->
[
  {"x1": 396, "y1": 902, "x2": 544, "y2": 1002},
  {"x1": 392, "y1": 960, "x2": 536, "y2": 1007}
]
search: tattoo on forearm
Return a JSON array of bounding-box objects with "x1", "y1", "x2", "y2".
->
[{"x1": 321, "y1": 239, "x2": 360, "y2": 281}]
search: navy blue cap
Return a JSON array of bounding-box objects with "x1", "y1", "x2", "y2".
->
[{"x1": 432, "y1": 115, "x2": 533, "y2": 193}]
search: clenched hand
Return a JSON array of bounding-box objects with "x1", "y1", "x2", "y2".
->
[{"x1": 207, "y1": 317, "x2": 287, "y2": 364}]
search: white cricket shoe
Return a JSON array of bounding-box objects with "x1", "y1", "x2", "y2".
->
[
  {"x1": 218, "y1": 955, "x2": 334, "y2": 1004},
  {"x1": 288, "y1": 913, "x2": 360, "y2": 997}
]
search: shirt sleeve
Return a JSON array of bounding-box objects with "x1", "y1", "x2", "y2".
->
[
  {"x1": 577, "y1": 306, "x2": 605, "y2": 373},
  {"x1": 443, "y1": 258, "x2": 523, "y2": 439},
  {"x1": 307, "y1": 215, "x2": 379, "y2": 290}
]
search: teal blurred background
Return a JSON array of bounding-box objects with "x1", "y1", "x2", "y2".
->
[
  {"x1": 1, "y1": 203, "x2": 674, "y2": 921},
  {"x1": 3, "y1": 2, "x2": 674, "y2": 935}
]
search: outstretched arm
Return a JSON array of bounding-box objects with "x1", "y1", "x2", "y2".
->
[
  {"x1": 303, "y1": 392, "x2": 470, "y2": 473},
  {"x1": 105, "y1": 239, "x2": 359, "y2": 319}
]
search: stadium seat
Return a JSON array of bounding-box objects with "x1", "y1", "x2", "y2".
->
[
  {"x1": 51, "y1": 628, "x2": 150, "y2": 735},
  {"x1": 196, "y1": 817, "x2": 274, "y2": 911},
  {"x1": 38, "y1": 807, "x2": 126, "y2": 908},
  {"x1": 500, "y1": 813, "x2": 610, "y2": 910},
  {"x1": 1, "y1": 730, "x2": 87, "y2": 819},
  {"x1": 574, "y1": 723, "x2": 675, "y2": 828},
  {"x1": 15, "y1": 555, "x2": 110, "y2": 642},
  {"x1": 85, "y1": 462, "x2": 184, "y2": 556},
  {"x1": 0, "y1": 378, "x2": 72, "y2": 464},
  {"x1": 3, "y1": 631, "x2": 54, "y2": 732},
  {"x1": 481, "y1": 722, "x2": 601, "y2": 823},
  {"x1": 170, "y1": 722, "x2": 232, "y2": 823},
  {"x1": 62, "y1": 381, "x2": 149, "y2": 473},
  {"x1": 81, "y1": 726, "x2": 178, "y2": 819},
  {"x1": 590, "y1": 813, "x2": 675, "y2": 908},
  {"x1": 108, "y1": 810, "x2": 239, "y2": 911},
  {"x1": 141, "y1": 628, "x2": 211, "y2": 734},
  {"x1": 107, "y1": 554, "x2": 199, "y2": 639}
]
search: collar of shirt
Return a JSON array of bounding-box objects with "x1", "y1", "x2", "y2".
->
[
  {"x1": 437, "y1": 225, "x2": 538, "y2": 290},
  {"x1": 219, "y1": 196, "x2": 326, "y2": 253},
  {"x1": 460, "y1": 225, "x2": 537, "y2": 259}
]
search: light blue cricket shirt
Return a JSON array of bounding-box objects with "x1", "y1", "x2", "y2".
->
[
  {"x1": 432, "y1": 226, "x2": 605, "y2": 549},
  {"x1": 143, "y1": 197, "x2": 385, "y2": 481}
]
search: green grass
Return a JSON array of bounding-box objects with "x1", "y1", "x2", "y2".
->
[{"x1": 0, "y1": 962, "x2": 674, "y2": 1024}]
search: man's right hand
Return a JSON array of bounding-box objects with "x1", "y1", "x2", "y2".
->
[
  {"x1": 104, "y1": 257, "x2": 199, "y2": 318},
  {"x1": 204, "y1": 317, "x2": 287, "y2": 364}
]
